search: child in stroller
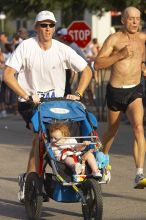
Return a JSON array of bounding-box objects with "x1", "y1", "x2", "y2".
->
[{"x1": 49, "y1": 122, "x2": 102, "y2": 178}]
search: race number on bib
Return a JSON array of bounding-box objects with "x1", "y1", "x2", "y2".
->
[{"x1": 37, "y1": 90, "x2": 56, "y2": 99}]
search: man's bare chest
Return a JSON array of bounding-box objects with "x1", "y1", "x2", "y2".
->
[{"x1": 115, "y1": 37, "x2": 144, "y2": 57}]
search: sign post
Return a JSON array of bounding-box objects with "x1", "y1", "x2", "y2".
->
[{"x1": 67, "y1": 21, "x2": 91, "y2": 48}]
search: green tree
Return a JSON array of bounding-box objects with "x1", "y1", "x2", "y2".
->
[{"x1": 0, "y1": 0, "x2": 145, "y2": 26}]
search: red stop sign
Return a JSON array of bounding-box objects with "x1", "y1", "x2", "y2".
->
[{"x1": 67, "y1": 21, "x2": 91, "y2": 48}]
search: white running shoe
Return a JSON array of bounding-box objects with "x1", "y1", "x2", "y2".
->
[{"x1": 18, "y1": 173, "x2": 26, "y2": 203}]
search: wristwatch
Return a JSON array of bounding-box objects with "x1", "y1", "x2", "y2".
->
[{"x1": 74, "y1": 91, "x2": 83, "y2": 98}]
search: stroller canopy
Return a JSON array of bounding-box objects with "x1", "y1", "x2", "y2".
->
[{"x1": 31, "y1": 100, "x2": 98, "y2": 135}]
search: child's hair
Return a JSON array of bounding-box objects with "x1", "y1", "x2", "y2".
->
[{"x1": 49, "y1": 123, "x2": 70, "y2": 137}]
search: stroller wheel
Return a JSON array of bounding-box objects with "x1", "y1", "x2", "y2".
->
[
  {"x1": 81, "y1": 178, "x2": 103, "y2": 220},
  {"x1": 24, "y1": 172, "x2": 43, "y2": 220}
]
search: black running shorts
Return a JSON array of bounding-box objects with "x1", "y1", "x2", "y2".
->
[{"x1": 106, "y1": 83, "x2": 143, "y2": 112}]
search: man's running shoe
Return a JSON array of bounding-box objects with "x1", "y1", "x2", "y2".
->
[
  {"x1": 18, "y1": 173, "x2": 26, "y2": 203},
  {"x1": 42, "y1": 192, "x2": 50, "y2": 202},
  {"x1": 134, "y1": 173, "x2": 145, "y2": 189}
]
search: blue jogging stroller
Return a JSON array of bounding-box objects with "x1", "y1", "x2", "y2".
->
[{"x1": 24, "y1": 99, "x2": 109, "y2": 220}]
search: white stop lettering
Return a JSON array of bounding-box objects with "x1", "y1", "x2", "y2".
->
[{"x1": 69, "y1": 29, "x2": 90, "y2": 41}]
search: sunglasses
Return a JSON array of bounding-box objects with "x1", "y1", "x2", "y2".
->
[{"x1": 39, "y1": 23, "x2": 55, "y2": 28}]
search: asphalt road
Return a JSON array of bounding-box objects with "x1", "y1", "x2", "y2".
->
[{"x1": 0, "y1": 114, "x2": 146, "y2": 220}]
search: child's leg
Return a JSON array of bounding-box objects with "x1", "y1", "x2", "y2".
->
[
  {"x1": 64, "y1": 156, "x2": 82, "y2": 174},
  {"x1": 82, "y1": 151, "x2": 100, "y2": 175},
  {"x1": 64, "y1": 156, "x2": 75, "y2": 168}
]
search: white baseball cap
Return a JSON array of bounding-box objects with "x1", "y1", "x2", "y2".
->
[{"x1": 35, "y1": 10, "x2": 57, "y2": 24}]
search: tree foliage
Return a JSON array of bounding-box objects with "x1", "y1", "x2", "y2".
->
[{"x1": 0, "y1": 0, "x2": 145, "y2": 25}]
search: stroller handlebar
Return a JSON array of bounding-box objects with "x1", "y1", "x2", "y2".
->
[
  {"x1": 40, "y1": 97, "x2": 67, "y2": 103},
  {"x1": 26, "y1": 97, "x2": 86, "y2": 110}
]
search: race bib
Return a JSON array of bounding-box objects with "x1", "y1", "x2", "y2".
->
[{"x1": 37, "y1": 89, "x2": 56, "y2": 99}]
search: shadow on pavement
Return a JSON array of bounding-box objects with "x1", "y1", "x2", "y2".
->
[
  {"x1": 0, "y1": 198, "x2": 82, "y2": 220},
  {"x1": 0, "y1": 199, "x2": 27, "y2": 219},
  {"x1": 42, "y1": 206, "x2": 82, "y2": 219},
  {"x1": 0, "y1": 176, "x2": 17, "y2": 183},
  {"x1": 103, "y1": 192, "x2": 146, "y2": 203}
]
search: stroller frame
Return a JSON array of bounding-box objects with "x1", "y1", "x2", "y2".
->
[{"x1": 24, "y1": 99, "x2": 103, "y2": 220}]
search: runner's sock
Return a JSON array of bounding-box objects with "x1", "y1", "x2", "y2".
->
[{"x1": 136, "y1": 168, "x2": 143, "y2": 175}]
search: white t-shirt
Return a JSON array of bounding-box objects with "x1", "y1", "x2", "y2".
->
[
  {"x1": 52, "y1": 138, "x2": 78, "y2": 161},
  {"x1": 6, "y1": 37, "x2": 87, "y2": 101}
]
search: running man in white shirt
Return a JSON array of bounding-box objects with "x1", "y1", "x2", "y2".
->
[{"x1": 3, "y1": 10, "x2": 92, "y2": 202}]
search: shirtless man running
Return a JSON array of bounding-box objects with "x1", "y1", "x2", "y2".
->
[{"x1": 94, "y1": 6, "x2": 146, "y2": 188}]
